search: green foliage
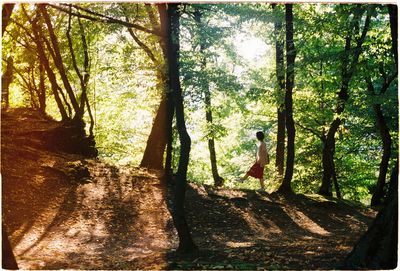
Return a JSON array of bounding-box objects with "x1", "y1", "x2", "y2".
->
[{"x1": 3, "y1": 3, "x2": 397, "y2": 204}]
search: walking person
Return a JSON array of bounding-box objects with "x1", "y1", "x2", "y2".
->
[{"x1": 238, "y1": 131, "x2": 269, "y2": 191}]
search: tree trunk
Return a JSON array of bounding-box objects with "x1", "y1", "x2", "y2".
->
[
  {"x1": 2, "y1": 224, "x2": 18, "y2": 270},
  {"x1": 319, "y1": 7, "x2": 372, "y2": 196},
  {"x1": 28, "y1": 12, "x2": 69, "y2": 120},
  {"x1": 278, "y1": 4, "x2": 296, "y2": 194},
  {"x1": 163, "y1": 3, "x2": 197, "y2": 253},
  {"x1": 331, "y1": 150, "x2": 342, "y2": 199},
  {"x1": 388, "y1": 5, "x2": 398, "y2": 69},
  {"x1": 272, "y1": 4, "x2": 286, "y2": 178},
  {"x1": 205, "y1": 90, "x2": 224, "y2": 187},
  {"x1": 140, "y1": 97, "x2": 169, "y2": 170},
  {"x1": 1, "y1": 56, "x2": 13, "y2": 109},
  {"x1": 38, "y1": 4, "x2": 80, "y2": 117},
  {"x1": 139, "y1": 5, "x2": 171, "y2": 170},
  {"x1": 194, "y1": 8, "x2": 224, "y2": 187},
  {"x1": 319, "y1": 120, "x2": 340, "y2": 196},
  {"x1": 38, "y1": 62, "x2": 46, "y2": 115},
  {"x1": 2, "y1": 4, "x2": 14, "y2": 36},
  {"x1": 370, "y1": 100, "x2": 392, "y2": 206},
  {"x1": 342, "y1": 160, "x2": 398, "y2": 269}
]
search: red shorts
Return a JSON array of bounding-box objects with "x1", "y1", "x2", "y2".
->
[{"x1": 247, "y1": 163, "x2": 264, "y2": 179}]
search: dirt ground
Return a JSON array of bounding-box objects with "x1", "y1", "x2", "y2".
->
[{"x1": 1, "y1": 108, "x2": 376, "y2": 270}]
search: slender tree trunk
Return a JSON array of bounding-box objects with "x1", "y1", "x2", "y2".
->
[
  {"x1": 38, "y1": 4, "x2": 80, "y2": 117},
  {"x1": 1, "y1": 56, "x2": 13, "y2": 109},
  {"x1": 366, "y1": 76, "x2": 394, "y2": 206},
  {"x1": 319, "y1": 120, "x2": 340, "y2": 196},
  {"x1": 28, "y1": 12, "x2": 69, "y2": 120},
  {"x1": 66, "y1": 10, "x2": 90, "y2": 120},
  {"x1": 194, "y1": 8, "x2": 224, "y2": 187},
  {"x1": 272, "y1": 4, "x2": 286, "y2": 178},
  {"x1": 205, "y1": 90, "x2": 224, "y2": 186},
  {"x1": 2, "y1": 4, "x2": 14, "y2": 36},
  {"x1": 331, "y1": 148, "x2": 342, "y2": 199},
  {"x1": 319, "y1": 7, "x2": 372, "y2": 196},
  {"x1": 371, "y1": 104, "x2": 392, "y2": 206},
  {"x1": 163, "y1": 3, "x2": 197, "y2": 253},
  {"x1": 342, "y1": 160, "x2": 398, "y2": 269},
  {"x1": 278, "y1": 4, "x2": 296, "y2": 194},
  {"x1": 38, "y1": 62, "x2": 46, "y2": 114}
]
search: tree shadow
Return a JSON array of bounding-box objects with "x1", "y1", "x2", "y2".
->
[{"x1": 176, "y1": 185, "x2": 375, "y2": 269}]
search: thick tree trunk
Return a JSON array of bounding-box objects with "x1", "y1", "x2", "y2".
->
[
  {"x1": 278, "y1": 4, "x2": 296, "y2": 194},
  {"x1": 2, "y1": 224, "x2": 18, "y2": 270},
  {"x1": 272, "y1": 4, "x2": 286, "y2": 178},
  {"x1": 139, "y1": 5, "x2": 171, "y2": 171},
  {"x1": 140, "y1": 97, "x2": 169, "y2": 170},
  {"x1": 342, "y1": 160, "x2": 398, "y2": 269},
  {"x1": 163, "y1": 3, "x2": 197, "y2": 253},
  {"x1": 388, "y1": 5, "x2": 398, "y2": 69},
  {"x1": 1, "y1": 56, "x2": 13, "y2": 109},
  {"x1": 2, "y1": 4, "x2": 14, "y2": 36}
]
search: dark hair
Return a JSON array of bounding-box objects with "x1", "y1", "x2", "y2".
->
[{"x1": 256, "y1": 131, "x2": 265, "y2": 141}]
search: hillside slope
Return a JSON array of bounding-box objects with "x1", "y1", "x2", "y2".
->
[{"x1": 1, "y1": 108, "x2": 375, "y2": 270}]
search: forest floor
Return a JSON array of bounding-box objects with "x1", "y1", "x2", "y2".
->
[{"x1": 2, "y1": 108, "x2": 377, "y2": 270}]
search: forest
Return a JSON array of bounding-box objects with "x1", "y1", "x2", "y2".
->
[{"x1": 1, "y1": 2, "x2": 398, "y2": 270}]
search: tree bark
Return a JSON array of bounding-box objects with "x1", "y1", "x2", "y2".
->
[
  {"x1": 2, "y1": 4, "x2": 14, "y2": 36},
  {"x1": 163, "y1": 3, "x2": 197, "y2": 253},
  {"x1": 278, "y1": 4, "x2": 296, "y2": 194},
  {"x1": 1, "y1": 56, "x2": 13, "y2": 109},
  {"x1": 38, "y1": 62, "x2": 46, "y2": 114},
  {"x1": 139, "y1": 5, "x2": 172, "y2": 170},
  {"x1": 205, "y1": 90, "x2": 224, "y2": 187},
  {"x1": 140, "y1": 97, "x2": 169, "y2": 170},
  {"x1": 388, "y1": 5, "x2": 398, "y2": 69},
  {"x1": 365, "y1": 75, "x2": 395, "y2": 206},
  {"x1": 38, "y1": 4, "x2": 80, "y2": 117},
  {"x1": 28, "y1": 10, "x2": 69, "y2": 120},
  {"x1": 342, "y1": 160, "x2": 398, "y2": 269},
  {"x1": 2, "y1": 224, "x2": 18, "y2": 270},
  {"x1": 272, "y1": 4, "x2": 286, "y2": 178},
  {"x1": 371, "y1": 104, "x2": 392, "y2": 206}
]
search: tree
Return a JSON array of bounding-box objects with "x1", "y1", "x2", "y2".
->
[
  {"x1": 191, "y1": 7, "x2": 224, "y2": 187},
  {"x1": 2, "y1": 3, "x2": 15, "y2": 35},
  {"x1": 1, "y1": 56, "x2": 13, "y2": 109},
  {"x1": 160, "y1": 3, "x2": 197, "y2": 253},
  {"x1": 2, "y1": 223, "x2": 18, "y2": 270},
  {"x1": 342, "y1": 160, "x2": 398, "y2": 269},
  {"x1": 318, "y1": 6, "x2": 373, "y2": 196},
  {"x1": 272, "y1": 4, "x2": 286, "y2": 179},
  {"x1": 278, "y1": 4, "x2": 296, "y2": 194}
]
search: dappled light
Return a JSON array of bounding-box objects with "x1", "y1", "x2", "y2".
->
[{"x1": 2, "y1": 2, "x2": 398, "y2": 270}]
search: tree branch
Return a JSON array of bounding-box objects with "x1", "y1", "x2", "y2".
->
[{"x1": 48, "y1": 3, "x2": 160, "y2": 36}]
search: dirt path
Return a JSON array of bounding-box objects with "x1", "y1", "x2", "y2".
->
[
  {"x1": 2, "y1": 109, "x2": 177, "y2": 269},
  {"x1": 2, "y1": 108, "x2": 376, "y2": 270}
]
